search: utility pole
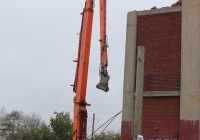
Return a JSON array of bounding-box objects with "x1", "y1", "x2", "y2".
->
[
  {"x1": 92, "y1": 113, "x2": 95, "y2": 140},
  {"x1": 133, "y1": 46, "x2": 145, "y2": 140},
  {"x1": 20, "y1": 128, "x2": 22, "y2": 140}
]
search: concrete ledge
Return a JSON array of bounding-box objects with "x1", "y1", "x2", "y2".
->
[
  {"x1": 134, "y1": 91, "x2": 180, "y2": 97},
  {"x1": 137, "y1": 6, "x2": 181, "y2": 16}
]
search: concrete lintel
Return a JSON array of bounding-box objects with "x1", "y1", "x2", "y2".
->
[
  {"x1": 137, "y1": 6, "x2": 181, "y2": 16},
  {"x1": 134, "y1": 91, "x2": 180, "y2": 97}
]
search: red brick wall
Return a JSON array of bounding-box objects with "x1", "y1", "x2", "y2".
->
[
  {"x1": 136, "y1": 11, "x2": 181, "y2": 139},
  {"x1": 142, "y1": 97, "x2": 180, "y2": 139},
  {"x1": 137, "y1": 12, "x2": 181, "y2": 91}
]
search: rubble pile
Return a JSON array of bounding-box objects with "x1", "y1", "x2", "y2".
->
[
  {"x1": 171, "y1": 0, "x2": 182, "y2": 7},
  {"x1": 151, "y1": 0, "x2": 182, "y2": 10}
]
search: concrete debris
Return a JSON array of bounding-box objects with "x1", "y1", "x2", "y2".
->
[
  {"x1": 171, "y1": 0, "x2": 182, "y2": 7},
  {"x1": 151, "y1": 0, "x2": 182, "y2": 10},
  {"x1": 151, "y1": 5, "x2": 157, "y2": 10}
]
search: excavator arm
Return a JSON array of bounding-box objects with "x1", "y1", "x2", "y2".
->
[
  {"x1": 72, "y1": 0, "x2": 109, "y2": 139},
  {"x1": 96, "y1": 0, "x2": 110, "y2": 92},
  {"x1": 72, "y1": 1, "x2": 94, "y2": 140}
]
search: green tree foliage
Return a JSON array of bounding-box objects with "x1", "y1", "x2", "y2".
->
[
  {"x1": 50, "y1": 112, "x2": 73, "y2": 140},
  {"x1": 89, "y1": 130, "x2": 121, "y2": 140},
  {"x1": 21, "y1": 112, "x2": 51, "y2": 140},
  {"x1": 0, "y1": 110, "x2": 23, "y2": 140},
  {"x1": 22, "y1": 124, "x2": 57, "y2": 140},
  {"x1": 0, "y1": 110, "x2": 23, "y2": 129},
  {"x1": 0, "y1": 110, "x2": 73, "y2": 140},
  {"x1": 0, "y1": 109, "x2": 120, "y2": 140},
  {"x1": 0, "y1": 107, "x2": 7, "y2": 121},
  {"x1": 23, "y1": 112, "x2": 45, "y2": 131}
]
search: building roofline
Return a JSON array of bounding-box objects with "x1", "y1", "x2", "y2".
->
[{"x1": 136, "y1": 6, "x2": 182, "y2": 16}]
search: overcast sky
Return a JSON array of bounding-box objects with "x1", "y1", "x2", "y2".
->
[{"x1": 0, "y1": 0, "x2": 177, "y2": 134}]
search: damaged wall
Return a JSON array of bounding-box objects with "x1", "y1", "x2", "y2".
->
[{"x1": 121, "y1": 0, "x2": 200, "y2": 139}]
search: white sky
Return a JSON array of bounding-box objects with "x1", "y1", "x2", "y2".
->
[{"x1": 0, "y1": 0, "x2": 177, "y2": 134}]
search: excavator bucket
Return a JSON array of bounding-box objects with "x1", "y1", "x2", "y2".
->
[{"x1": 96, "y1": 74, "x2": 110, "y2": 92}]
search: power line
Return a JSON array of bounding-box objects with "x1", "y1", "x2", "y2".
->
[
  {"x1": 0, "y1": 95, "x2": 53, "y2": 114},
  {"x1": 0, "y1": 99, "x2": 53, "y2": 116},
  {"x1": 0, "y1": 82, "x2": 67, "y2": 108}
]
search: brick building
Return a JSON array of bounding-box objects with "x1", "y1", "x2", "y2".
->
[{"x1": 121, "y1": 0, "x2": 200, "y2": 140}]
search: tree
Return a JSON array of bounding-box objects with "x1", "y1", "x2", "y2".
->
[
  {"x1": 21, "y1": 112, "x2": 48, "y2": 140},
  {"x1": 0, "y1": 110, "x2": 23, "y2": 140},
  {"x1": 0, "y1": 109, "x2": 122, "y2": 140},
  {"x1": 36, "y1": 124, "x2": 57, "y2": 140},
  {"x1": 23, "y1": 112, "x2": 45, "y2": 131},
  {"x1": 25, "y1": 111, "x2": 74, "y2": 140},
  {"x1": 0, "y1": 110, "x2": 73, "y2": 140},
  {"x1": 50, "y1": 112, "x2": 73, "y2": 140},
  {"x1": 22, "y1": 124, "x2": 57, "y2": 140},
  {"x1": 0, "y1": 110, "x2": 46, "y2": 140},
  {"x1": 89, "y1": 130, "x2": 121, "y2": 140},
  {"x1": 0, "y1": 107, "x2": 7, "y2": 119},
  {"x1": 0, "y1": 110, "x2": 23, "y2": 129},
  {"x1": 0, "y1": 107, "x2": 7, "y2": 128}
]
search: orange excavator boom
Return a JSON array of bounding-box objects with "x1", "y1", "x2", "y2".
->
[
  {"x1": 72, "y1": 0, "x2": 94, "y2": 139},
  {"x1": 72, "y1": 0, "x2": 109, "y2": 139}
]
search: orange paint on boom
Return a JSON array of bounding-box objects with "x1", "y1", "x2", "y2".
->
[
  {"x1": 72, "y1": 0, "x2": 109, "y2": 139},
  {"x1": 72, "y1": 1, "x2": 94, "y2": 140}
]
